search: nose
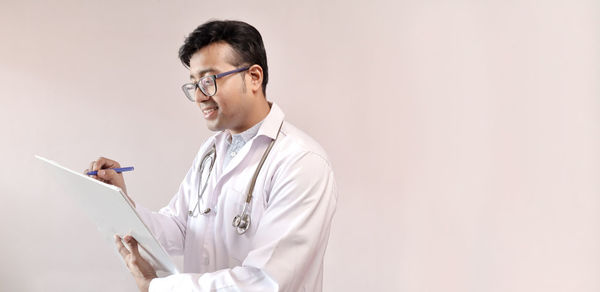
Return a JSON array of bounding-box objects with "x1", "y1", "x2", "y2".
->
[{"x1": 195, "y1": 87, "x2": 210, "y2": 103}]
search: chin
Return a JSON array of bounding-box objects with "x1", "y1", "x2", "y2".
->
[{"x1": 205, "y1": 120, "x2": 223, "y2": 132}]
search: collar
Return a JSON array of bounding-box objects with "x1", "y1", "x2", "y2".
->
[
  {"x1": 256, "y1": 102, "x2": 285, "y2": 140},
  {"x1": 228, "y1": 120, "x2": 263, "y2": 145},
  {"x1": 211, "y1": 102, "x2": 285, "y2": 147}
]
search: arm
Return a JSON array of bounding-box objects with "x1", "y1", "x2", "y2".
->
[
  {"x1": 135, "y1": 193, "x2": 188, "y2": 255},
  {"x1": 135, "y1": 153, "x2": 203, "y2": 255}
]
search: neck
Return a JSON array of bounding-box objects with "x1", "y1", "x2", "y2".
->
[{"x1": 230, "y1": 97, "x2": 270, "y2": 134}]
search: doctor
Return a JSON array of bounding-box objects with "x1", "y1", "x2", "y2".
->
[{"x1": 85, "y1": 20, "x2": 337, "y2": 291}]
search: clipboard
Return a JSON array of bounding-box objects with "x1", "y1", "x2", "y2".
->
[{"x1": 35, "y1": 155, "x2": 179, "y2": 276}]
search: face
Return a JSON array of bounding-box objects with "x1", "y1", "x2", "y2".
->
[{"x1": 188, "y1": 42, "x2": 253, "y2": 133}]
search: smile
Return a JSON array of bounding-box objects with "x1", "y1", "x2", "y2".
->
[{"x1": 202, "y1": 106, "x2": 218, "y2": 119}]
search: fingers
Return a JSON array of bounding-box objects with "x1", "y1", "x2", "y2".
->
[
  {"x1": 115, "y1": 235, "x2": 142, "y2": 259},
  {"x1": 85, "y1": 157, "x2": 123, "y2": 182},
  {"x1": 115, "y1": 234, "x2": 158, "y2": 289},
  {"x1": 98, "y1": 157, "x2": 121, "y2": 170},
  {"x1": 115, "y1": 235, "x2": 131, "y2": 259},
  {"x1": 97, "y1": 168, "x2": 118, "y2": 182},
  {"x1": 88, "y1": 160, "x2": 95, "y2": 174},
  {"x1": 123, "y1": 235, "x2": 142, "y2": 258},
  {"x1": 84, "y1": 157, "x2": 129, "y2": 198},
  {"x1": 88, "y1": 157, "x2": 121, "y2": 174},
  {"x1": 116, "y1": 234, "x2": 148, "y2": 277}
]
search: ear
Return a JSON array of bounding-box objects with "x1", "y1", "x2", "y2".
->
[{"x1": 246, "y1": 65, "x2": 264, "y2": 94}]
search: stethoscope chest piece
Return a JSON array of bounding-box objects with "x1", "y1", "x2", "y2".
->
[{"x1": 232, "y1": 213, "x2": 251, "y2": 234}]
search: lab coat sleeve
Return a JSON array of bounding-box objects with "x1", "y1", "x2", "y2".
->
[
  {"x1": 148, "y1": 152, "x2": 338, "y2": 291},
  {"x1": 136, "y1": 156, "x2": 199, "y2": 255}
]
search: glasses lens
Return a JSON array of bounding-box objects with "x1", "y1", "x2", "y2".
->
[
  {"x1": 182, "y1": 83, "x2": 196, "y2": 102},
  {"x1": 200, "y1": 76, "x2": 216, "y2": 96}
]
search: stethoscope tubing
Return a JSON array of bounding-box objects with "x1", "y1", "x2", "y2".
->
[
  {"x1": 190, "y1": 121, "x2": 284, "y2": 235},
  {"x1": 189, "y1": 145, "x2": 216, "y2": 216},
  {"x1": 243, "y1": 123, "x2": 281, "y2": 204}
]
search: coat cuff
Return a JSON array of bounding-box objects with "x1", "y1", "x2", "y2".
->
[{"x1": 148, "y1": 276, "x2": 176, "y2": 292}]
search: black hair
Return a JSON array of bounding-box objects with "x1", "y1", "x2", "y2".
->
[{"x1": 179, "y1": 20, "x2": 269, "y2": 95}]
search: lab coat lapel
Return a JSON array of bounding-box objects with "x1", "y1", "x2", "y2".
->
[{"x1": 212, "y1": 103, "x2": 285, "y2": 195}]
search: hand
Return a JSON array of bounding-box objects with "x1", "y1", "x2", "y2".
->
[
  {"x1": 115, "y1": 234, "x2": 158, "y2": 292},
  {"x1": 84, "y1": 156, "x2": 135, "y2": 207}
]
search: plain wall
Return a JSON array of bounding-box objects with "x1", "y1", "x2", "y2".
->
[{"x1": 1, "y1": 0, "x2": 599, "y2": 291}]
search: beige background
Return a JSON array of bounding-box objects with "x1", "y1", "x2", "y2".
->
[{"x1": 1, "y1": 0, "x2": 599, "y2": 291}]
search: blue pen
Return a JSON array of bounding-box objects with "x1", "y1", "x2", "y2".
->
[{"x1": 87, "y1": 167, "x2": 134, "y2": 176}]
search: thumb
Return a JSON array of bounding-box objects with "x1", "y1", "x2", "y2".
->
[{"x1": 98, "y1": 169, "x2": 118, "y2": 181}]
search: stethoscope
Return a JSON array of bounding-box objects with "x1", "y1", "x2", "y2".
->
[{"x1": 188, "y1": 121, "x2": 283, "y2": 235}]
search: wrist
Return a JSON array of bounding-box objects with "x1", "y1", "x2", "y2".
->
[{"x1": 138, "y1": 277, "x2": 154, "y2": 292}]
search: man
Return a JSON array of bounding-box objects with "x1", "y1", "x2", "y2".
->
[{"x1": 85, "y1": 20, "x2": 337, "y2": 291}]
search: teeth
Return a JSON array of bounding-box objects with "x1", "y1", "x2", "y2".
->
[{"x1": 203, "y1": 108, "x2": 216, "y2": 114}]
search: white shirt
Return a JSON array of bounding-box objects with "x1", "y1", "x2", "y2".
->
[{"x1": 136, "y1": 103, "x2": 338, "y2": 291}]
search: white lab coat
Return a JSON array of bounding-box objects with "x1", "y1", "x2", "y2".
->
[{"x1": 136, "y1": 103, "x2": 338, "y2": 291}]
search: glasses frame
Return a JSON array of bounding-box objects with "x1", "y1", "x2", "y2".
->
[{"x1": 182, "y1": 66, "x2": 250, "y2": 102}]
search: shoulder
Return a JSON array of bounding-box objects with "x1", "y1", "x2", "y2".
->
[
  {"x1": 272, "y1": 120, "x2": 332, "y2": 171},
  {"x1": 263, "y1": 120, "x2": 337, "y2": 204}
]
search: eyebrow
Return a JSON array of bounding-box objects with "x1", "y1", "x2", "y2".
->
[{"x1": 190, "y1": 68, "x2": 217, "y2": 80}]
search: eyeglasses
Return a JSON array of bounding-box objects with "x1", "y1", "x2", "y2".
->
[{"x1": 181, "y1": 66, "x2": 250, "y2": 102}]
